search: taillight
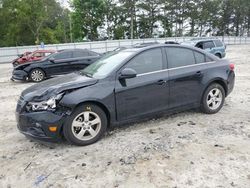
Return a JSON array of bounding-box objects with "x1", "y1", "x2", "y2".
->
[{"x1": 229, "y1": 63, "x2": 235, "y2": 71}]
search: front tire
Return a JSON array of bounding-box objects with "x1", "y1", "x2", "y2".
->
[
  {"x1": 201, "y1": 83, "x2": 225, "y2": 114},
  {"x1": 29, "y1": 68, "x2": 45, "y2": 82},
  {"x1": 63, "y1": 104, "x2": 108, "y2": 146}
]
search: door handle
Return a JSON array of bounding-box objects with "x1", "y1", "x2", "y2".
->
[
  {"x1": 195, "y1": 71, "x2": 203, "y2": 77},
  {"x1": 156, "y1": 80, "x2": 167, "y2": 85}
]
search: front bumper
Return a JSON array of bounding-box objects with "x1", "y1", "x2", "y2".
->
[
  {"x1": 16, "y1": 100, "x2": 68, "y2": 142},
  {"x1": 12, "y1": 70, "x2": 28, "y2": 81}
]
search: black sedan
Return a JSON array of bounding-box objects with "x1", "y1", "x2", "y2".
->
[
  {"x1": 16, "y1": 44, "x2": 235, "y2": 146},
  {"x1": 12, "y1": 49, "x2": 101, "y2": 82}
]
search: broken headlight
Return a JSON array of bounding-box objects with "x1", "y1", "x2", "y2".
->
[{"x1": 26, "y1": 93, "x2": 64, "y2": 112}]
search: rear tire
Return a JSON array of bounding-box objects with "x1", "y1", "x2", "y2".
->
[
  {"x1": 201, "y1": 83, "x2": 225, "y2": 114},
  {"x1": 63, "y1": 104, "x2": 107, "y2": 146},
  {"x1": 29, "y1": 68, "x2": 45, "y2": 82},
  {"x1": 215, "y1": 53, "x2": 222, "y2": 58}
]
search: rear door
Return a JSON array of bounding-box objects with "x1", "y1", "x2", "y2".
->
[
  {"x1": 45, "y1": 51, "x2": 73, "y2": 75},
  {"x1": 115, "y1": 48, "x2": 169, "y2": 121},
  {"x1": 166, "y1": 47, "x2": 208, "y2": 108},
  {"x1": 71, "y1": 50, "x2": 92, "y2": 71}
]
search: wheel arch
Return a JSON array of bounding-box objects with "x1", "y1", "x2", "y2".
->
[
  {"x1": 73, "y1": 100, "x2": 111, "y2": 127},
  {"x1": 201, "y1": 78, "x2": 228, "y2": 103},
  {"x1": 214, "y1": 52, "x2": 222, "y2": 58},
  {"x1": 29, "y1": 67, "x2": 46, "y2": 78}
]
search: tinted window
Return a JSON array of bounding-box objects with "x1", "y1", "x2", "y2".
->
[
  {"x1": 214, "y1": 40, "x2": 223, "y2": 47},
  {"x1": 54, "y1": 51, "x2": 72, "y2": 60},
  {"x1": 194, "y1": 51, "x2": 205, "y2": 64},
  {"x1": 73, "y1": 50, "x2": 89, "y2": 58},
  {"x1": 166, "y1": 47, "x2": 195, "y2": 68},
  {"x1": 88, "y1": 51, "x2": 99, "y2": 56},
  {"x1": 203, "y1": 41, "x2": 215, "y2": 49},
  {"x1": 125, "y1": 48, "x2": 163, "y2": 74}
]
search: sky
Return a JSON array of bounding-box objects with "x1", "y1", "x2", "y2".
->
[{"x1": 59, "y1": 0, "x2": 70, "y2": 8}]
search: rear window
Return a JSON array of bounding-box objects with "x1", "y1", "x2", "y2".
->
[
  {"x1": 54, "y1": 51, "x2": 72, "y2": 60},
  {"x1": 214, "y1": 40, "x2": 224, "y2": 47},
  {"x1": 166, "y1": 47, "x2": 195, "y2": 68},
  {"x1": 73, "y1": 50, "x2": 89, "y2": 58}
]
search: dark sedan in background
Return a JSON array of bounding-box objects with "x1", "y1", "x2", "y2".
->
[
  {"x1": 16, "y1": 44, "x2": 235, "y2": 146},
  {"x1": 12, "y1": 49, "x2": 101, "y2": 82}
]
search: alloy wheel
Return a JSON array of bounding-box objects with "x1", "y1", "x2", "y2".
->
[
  {"x1": 206, "y1": 88, "x2": 223, "y2": 110},
  {"x1": 71, "y1": 111, "x2": 101, "y2": 141},
  {"x1": 31, "y1": 70, "x2": 44, "y2": 82}
]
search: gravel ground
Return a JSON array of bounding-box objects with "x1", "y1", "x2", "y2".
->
[{"x1": 0, "y1": 45, "x2": 250, "y2": 188}]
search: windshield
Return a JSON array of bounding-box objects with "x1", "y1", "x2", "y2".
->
[{"x1": 80, "y1": 51, "x2": 134, "y2": 79}]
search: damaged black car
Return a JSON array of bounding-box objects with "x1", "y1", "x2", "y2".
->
[{"x1": 16, "y1": 44, "x2": 235, "y2": 146}]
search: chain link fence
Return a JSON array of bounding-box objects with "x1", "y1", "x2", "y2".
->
[{"x1": 0, "y1": 36, "x2": 250, "y2": 63}]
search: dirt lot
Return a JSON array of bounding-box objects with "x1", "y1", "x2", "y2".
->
[{"x1": 0, "y1": 45, "x2": 250, "y2": 188}]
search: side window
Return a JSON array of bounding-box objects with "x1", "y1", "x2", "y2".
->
[
  {"x1": 214, "y1": 40, "x2": 223, "y2": 47},
  {"x1": 194, "y1": 51, "x2": 206, "y2": 64},
  {"x1": 73, "y1": 50, "x2": 89, "y2": 58},
  {"x1": 54, "y1": 51, "x2": 72, "y2": 60},
  {"x1": 33, "y1": 53, "x2": 42, "y2": 57},
  {"x1": 125, "y1": 48, "x2": 163, "y2": 74},
  {"x1": 203, "y1": 41, "x2": 215, "y2": 49},
  {"x1": 166, "y1": 47, "x2": 195, "y2": 68}
]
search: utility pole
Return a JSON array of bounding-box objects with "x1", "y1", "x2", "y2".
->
[{"x1": 69, "y1": 14, "x2": 73, "y2": 43}]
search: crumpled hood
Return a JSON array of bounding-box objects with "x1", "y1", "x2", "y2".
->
[{"x1": 21, "y1": 72, "x2": 98, "y2": 101}]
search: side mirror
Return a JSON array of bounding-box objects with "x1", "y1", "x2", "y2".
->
[
  {"x1": 119, "y1": 68, "x2": 137, "y2": 79},
  {"x1": 49, "y1": 57, "x2": 55, "y2": 63}
]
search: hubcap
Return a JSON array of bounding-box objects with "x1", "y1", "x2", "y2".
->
[
  {"x1": 206, "y1": 88, "x2": 223, "y2": 110},
  {"x1": 31, "y1": 70, "x2": 43, "y2": 82},
  {"x1": 71, "y1": 111, "x2": 101, "y2": 141}
]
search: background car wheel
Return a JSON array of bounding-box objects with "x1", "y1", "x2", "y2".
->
[
  {"x1": 29, "y1": 69, "x2": 45, "y2": 82},
  {"x1": 215, "y1": 53, "x2": 222, "y2": 58},
  {"x1": 63, "y1": 103, "x2": 108, "y2": 146},
  {"x1": 201, "y1": 83, "x2": 225, "y2": 114}
]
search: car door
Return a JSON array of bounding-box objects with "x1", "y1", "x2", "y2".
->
[
  {"x1": 45, "y1": 51, "x2": 73, "y2": 75},
  {"x1": 71, "y1": 50, "x2": 96, "y2": 71},
  {"x1": 166, "y1": 47, "x2": 207, "y2": 108},
  {"x1": 115, "y1": 48, "x2": 169, "y2": 121}
]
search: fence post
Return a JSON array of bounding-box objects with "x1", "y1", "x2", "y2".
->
[
  {"x1": 105, "y1": 41, "x2": 108, "y2": 52},
  {"x1": 16, "y1": 47, "x2": 19, "y2": 56}
]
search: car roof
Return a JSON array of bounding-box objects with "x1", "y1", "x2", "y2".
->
[
  {"x1": 122, "y1": 43, "x2": 216, "y2": 59},
  {"x1": 58, "y1": 48, "x2": 90, "y2": 52},
  {"x1": 33, "y1": 50, "x2": 56, "y2": 53},
  {"x1": 122, "y1": 43, "x2": 186, "y2": 52}
]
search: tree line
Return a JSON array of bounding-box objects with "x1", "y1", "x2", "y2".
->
[{"x1": 0, "y1": 0, "x2": 250, "y2": 47}]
